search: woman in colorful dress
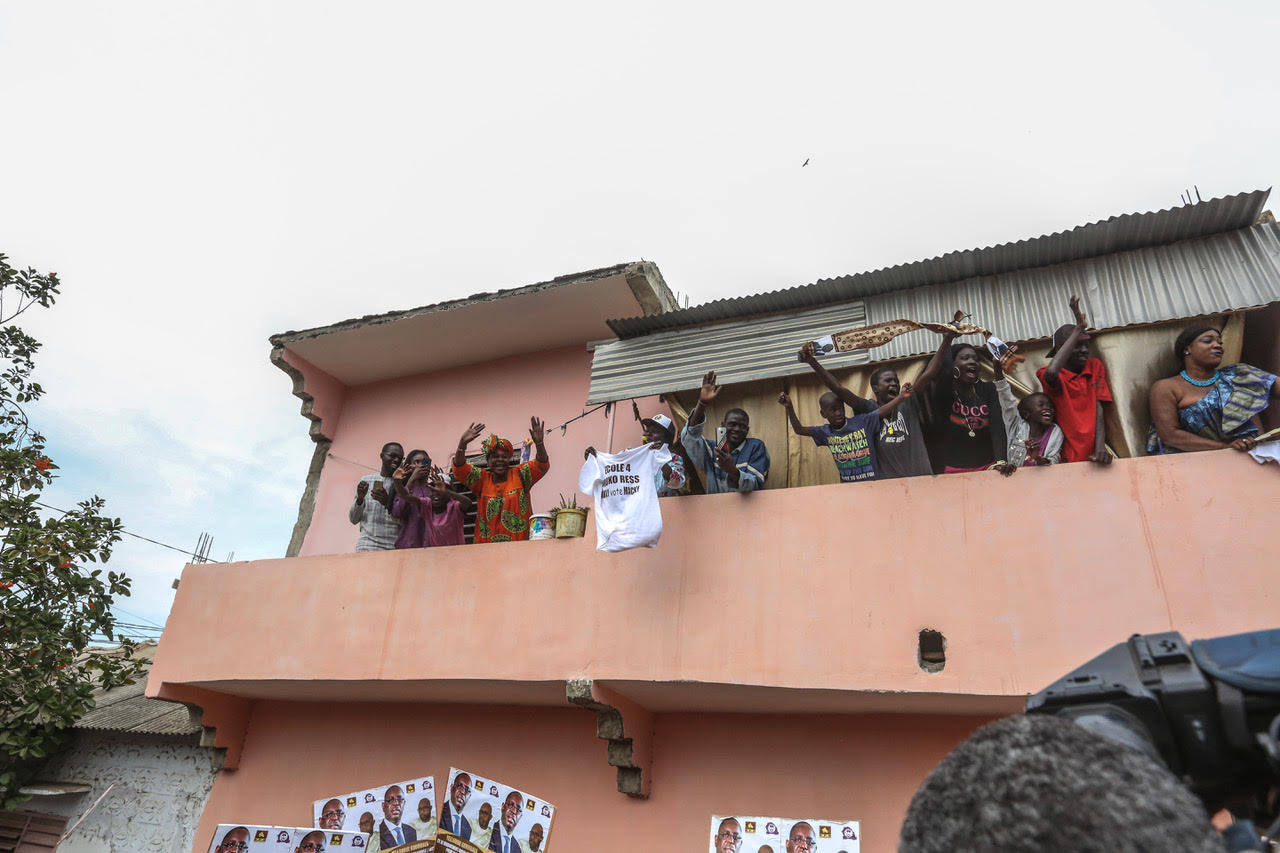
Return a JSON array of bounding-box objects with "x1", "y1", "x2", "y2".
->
[
  {"x1": 1147, "y1": 325, "x2": 1277, "y2": 454},
  {"x1": 452, "y1": 417, "x2": 549, "y2": 542}
]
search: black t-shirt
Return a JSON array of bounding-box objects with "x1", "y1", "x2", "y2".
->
[{"x1": 937, "y1": 380, "x2": 1006, "y2": 469}]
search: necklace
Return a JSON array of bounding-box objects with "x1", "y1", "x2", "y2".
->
[
  {"x1": 954, "y1": 383, "x2": 980, "y2": 437},
  {"x1": 1180, "y1": 369, "x2": 1219, "y2": 387}
]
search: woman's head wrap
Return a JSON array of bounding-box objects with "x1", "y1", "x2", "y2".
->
[{"x1": 481, "y1": 434, "x2": 513, "y2": 457}]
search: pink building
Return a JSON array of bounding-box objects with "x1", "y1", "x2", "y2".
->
[{"x1": 152, "y1": 193, "x2": 1280, "y2": 852}]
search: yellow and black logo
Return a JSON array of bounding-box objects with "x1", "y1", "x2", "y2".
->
[
  {"x1": 406, "y1": 783, "x2": 416, "y2": 793},
  {"x1": 347, "y1": 797, "x2": 357, "y2": 807},
  {"x1": 254, "y1": 831, "x2": 268, "y2": 842},
  {"x1": 526, "y1": 799, "x2": 535, "y2": 811},
  {"x1": 745, "y1": 822, "x2": 757, "y2": 833},
  {"x1": 819, "y1": 826, "x2": 831, "y2": 838},
  {"x1": 331, "y1": 834, "x2": 344, "y2": 846}
]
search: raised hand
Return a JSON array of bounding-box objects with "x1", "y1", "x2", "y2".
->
[
  {"x1": 583, "y1": 445, "x2": 597, "y2": 460},
  {"x1": 698, "y1": 370, "x2": 722, "y2": 405},
  {"x1": 356, "y1": 480, "x2": 369, "y2": 502},
  {"x1": 460, "y1": 422, "x2": 485, "y2": 446},
  {"x1": 992, "y1": 344, "x2": 1019, "y2": 379},
  {"x1": 777, "y1": 391, "x2": 793, "y2": 408},
  {"x1": 951, "y1": 309, "x2": 965, "y2": 325},
  {"x1": 1069, "y1": 295, "x2": 1087, "y2": 328},
  {"x1": 798, "y1": 341, "x2": 818, "y2": 363},
  {"x1": 714, "y1": 444, "x2": 736, "y2": 474},
  {"x1": 529, "y1": 416, "x2": 546, "y2": 444},
  {"x1": 897, "y1": 382, "x2": 915, "y2": 400},
  {"x1": 391, "y1": 465, "x2": 411, "y2": 483}
]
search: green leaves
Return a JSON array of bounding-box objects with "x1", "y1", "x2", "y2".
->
[{"x1": 0, "y1": 254, "x2": 141, "y2": 810}]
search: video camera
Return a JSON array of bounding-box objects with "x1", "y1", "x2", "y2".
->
[{"x1": 1027, "y1": 629, "x2": 1280, "y2": 823}]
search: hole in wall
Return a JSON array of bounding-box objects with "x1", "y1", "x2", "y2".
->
[{"x1": 918, "y1": 628, "x2": 946, "y2": 673}]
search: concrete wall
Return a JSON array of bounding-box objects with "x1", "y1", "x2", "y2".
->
[
  {"x1": 153, "y1": 451, "x2": 1279, "y2": 702},
  {"x1": 189, "y1": 702, "x2": 991, "y2": 853},
  {"x1": 35, "y1": 730, "x2": 215, "y2": 853},
  {"x1": 153, "y1": 449, "x2": 1280, "y2": 851}
]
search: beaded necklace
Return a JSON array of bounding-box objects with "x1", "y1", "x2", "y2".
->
[{"x1": 1180, "y1": 369, "x2": 1219, "y2": 388}]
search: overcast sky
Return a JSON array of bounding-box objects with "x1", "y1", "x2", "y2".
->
[{"x1": 1, "y1": 0, "x2": 1277, "y2": 630}]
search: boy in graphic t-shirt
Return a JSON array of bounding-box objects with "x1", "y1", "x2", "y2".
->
[
  {"x1": 778, "y1": 385, "x2": 916, "y2": 482},
  {"x1": 1036, "y1": 295, "x2": 1114, "y2": 465}
]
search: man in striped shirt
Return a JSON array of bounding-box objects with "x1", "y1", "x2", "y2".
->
[{"x1": 349, "y1": 441, "x2": 403, "y2": 551}]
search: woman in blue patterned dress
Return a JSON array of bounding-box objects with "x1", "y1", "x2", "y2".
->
[{"x1": 1147, "y1": 325, "x2": 1277, "y2": 454}]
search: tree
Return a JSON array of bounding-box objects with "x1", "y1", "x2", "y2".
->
[{"x1": 0, "y1": 253, "x2": 145, "y2": 809}]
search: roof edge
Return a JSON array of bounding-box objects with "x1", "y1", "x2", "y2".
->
[
  {"x1": 605, "y1": 189, "x2": 1272, "y2": 339},
  {"x1": 269, "y1": 260, "x2": 666, "y2": 347}
]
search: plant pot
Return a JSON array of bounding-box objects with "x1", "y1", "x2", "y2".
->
[
  {"x1": 554, "y1": 507, "x2": 588, "y2": 539},
  {"x1": 529, "y1": 513, "x2": 556, "y2": 541}
]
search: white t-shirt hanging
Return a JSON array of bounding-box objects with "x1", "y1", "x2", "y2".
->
[{"x1": 577, "y1": 444, "x2": 674, "y2": 553}]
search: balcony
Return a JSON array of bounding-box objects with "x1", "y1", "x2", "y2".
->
[{"x1": 152, "y1": 448, "x2": 1275, "y2": 738}]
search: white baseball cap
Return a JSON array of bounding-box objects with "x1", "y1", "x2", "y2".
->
[{"x1": 642, "y1": 413, "x2": 673, "y2": 431}]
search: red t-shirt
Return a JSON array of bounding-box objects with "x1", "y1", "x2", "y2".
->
[{"x1": 1036, "y1": 358, "x2": 1113, "y2": 463}]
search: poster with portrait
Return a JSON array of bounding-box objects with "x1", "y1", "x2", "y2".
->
[
  {"x1": 314, "y1": 775, "x2": 437, "y2": 852},
  {"x1": 207, "y1": 824, "x2": 371, "y2": 853},
  {"x1": 434, "y1": 766, "x2": 555, "y2": 853},
  {"x1": 708, "y1": 814, "x2": 860, "y2": 853}
]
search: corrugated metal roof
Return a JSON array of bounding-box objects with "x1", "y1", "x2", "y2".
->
[
  {"x1": 587, "y1": 222, "x2": 1280, "y2": 402},
  {"x1": 587, "y1": 301, "x2": 867, "y2": 403},
  {"x1": 606, "y1": 190, "x2": 1271, "y2": 338},
  {"x1": 75, "y1": 676, "x2": 201, "y2": 736},
  {"x1": 861, "y1": 221, "x2": 1280, "y2": 362},
  {"x1": 72, "y1": 643, "x2": 202, "y2": 737}
]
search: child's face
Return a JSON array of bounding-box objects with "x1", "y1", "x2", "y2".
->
[
  {"x1": 819, "y1": 397, "x2": 847, "y2": 429},
  {"x1": 1019, "y1": 393, "x2": 1056, "y2": 426},
  {"x1": 1066, "y1": 339, "x2": 1090, "y2": 372}
]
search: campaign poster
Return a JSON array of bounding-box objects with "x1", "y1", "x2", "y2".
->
[
  {"x1": 709, "y1": 814, "x2": 861, "y2": 853},
  {"x1": 435, "y1": 766, "x2": 555, "y2": 853},
  {"x1": 314, "y1": 775, "x2": 437, "y2": 852},
  {"x1": 207, "y1": 825, "x2": 371, "y2": 852}
]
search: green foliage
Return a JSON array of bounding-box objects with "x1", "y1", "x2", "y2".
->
[{"x1": 0, "y1": 253, "x2": 145, "y2": 809}]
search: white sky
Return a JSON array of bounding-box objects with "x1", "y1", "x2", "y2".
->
[{"x1": 1, "y1": 0, "x2": 1277, "y2": 629}]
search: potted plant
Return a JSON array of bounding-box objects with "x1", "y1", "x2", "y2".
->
[{"x1": 553, "y1": 494, "x2": 588, "y2": 539}]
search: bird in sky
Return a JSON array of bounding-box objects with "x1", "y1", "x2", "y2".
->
[{"x1": 802, "y1": 158, "x2": 810, "y2": 167}]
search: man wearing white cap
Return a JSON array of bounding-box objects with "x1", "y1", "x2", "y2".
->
[
  {"x1": 584, "y1": 411, "x2": 686, "y2": 497},
  {"x1": 639, "y1": 412, "x2": 686, "y2": 497}
]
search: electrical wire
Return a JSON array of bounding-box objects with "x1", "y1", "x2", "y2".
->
[{"x1": 32, "y1": 499, "x2": 220, "y2": 563}]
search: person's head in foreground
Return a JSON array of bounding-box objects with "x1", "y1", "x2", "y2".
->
[{"x1": 898, "y1": 714, "x2": 1224, "y2": 853}]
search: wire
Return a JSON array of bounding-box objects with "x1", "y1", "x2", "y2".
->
[
  {"x1": 32, "y1": 500, "x2": 220, "y2": 563},
  {"x1": 328, "y1": 403, "x2": 619, "y2": 470}
]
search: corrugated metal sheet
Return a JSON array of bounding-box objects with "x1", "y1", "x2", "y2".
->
[
  {"x1": 862, "y1": 221, "x2": 1280, "y2": 361},
  {"x1": 75, "y1": 652, "x2": 202, "y2": 737},
  {"x1": 607, "y1": 190, "x2": 1271, "y2": 339},
  {"x1": 587, "y1": 223, "x2": 1280, "y2": 402},
  {"x1": 587, "y1": 301, "x2": 867, "y2": 404}
]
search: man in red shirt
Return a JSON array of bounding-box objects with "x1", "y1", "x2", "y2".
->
[{"x1": 1036, "y1": 296, "x2": 1113, "y2": 465}]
